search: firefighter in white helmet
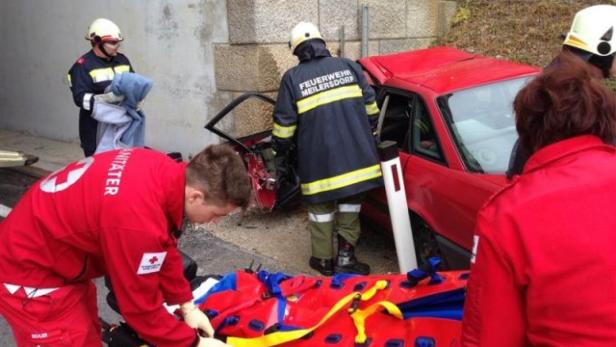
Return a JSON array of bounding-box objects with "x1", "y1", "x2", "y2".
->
[
  {"x1": 507, "y1": 4, "x2": 616, "y2": 178},
  {"x1": 273, "y1": 22, "x2": 382, "y2": 276},
  {"x1": 67, "y1": 18, "x2": 134, "y2": 157}
]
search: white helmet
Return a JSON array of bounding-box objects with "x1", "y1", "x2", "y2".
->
[
  {"x1": 289, "y1": 22, "x2": 324, "y2": 53},
  {"x1": 563, "y1": 5, "x2": 616, "y2": 56},
  {"x1": 85, "y1": 18, "x2": 124, "y2": 42}
]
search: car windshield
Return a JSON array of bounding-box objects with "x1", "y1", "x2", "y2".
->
[{"x1": 437, "y1": 77, "x2": 532, "y2": 174}]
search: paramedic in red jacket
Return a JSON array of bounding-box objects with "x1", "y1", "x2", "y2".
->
[
  {"x1": 0, "y1": 144, "x2": 251, "y2": 347},
  {"x1": 461, "y1": 51, "x2": 616, "y2": 346}
]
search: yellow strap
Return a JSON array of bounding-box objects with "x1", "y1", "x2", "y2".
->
[
  {"x1": 296, "y1": 84, "x2": 363, "y2": 114},
  {"x1": 350, "y1": 301, "x2": 403, "y2": 344},
  {"x1": 301, "y1": 164, "x2": 382, "y2": 196},
  {"x1": 226, "y1": 281, "x2": 388, "y2": 347}
]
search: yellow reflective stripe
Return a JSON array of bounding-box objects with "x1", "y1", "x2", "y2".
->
[
  {"x1": 114, "y1": 65, "x2": 130, "y2": 73},
  {"x1": 226, "y1": 281, "x2": 389, "y2": 347},
  {"x1": 89, "y1": 67, "x2": 114, "y2": 82},
  {"x1": 301, "y1": 164, "x2": 382, "y2": 196},
  {"x1": 272, "y1": 122, "x2": 297, "y2": 139},
  {"x1": 67, "y1": 74, "x2": 72, "y2": 87},
  {"x1": 365, "y1": 101, "x2": 379, "y2": 116},
  {"x1": 296, "y1": 84, "x2": 363, "y2": 114},
  {"x1": 350, "y1": 301, "x2": 403, "y2": 344}
]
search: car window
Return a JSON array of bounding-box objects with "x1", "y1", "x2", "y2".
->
[
  {"x1": 438, "y1": 77, "x2": 532, "y2": 174},
  {"x1": 410, "y1": 98, "x2": 444, "y2": 163},
  {"x1": 378, "y1": 92, "x2": 445, "y2": 164}
]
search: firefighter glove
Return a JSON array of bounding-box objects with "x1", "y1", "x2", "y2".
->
[
  {"x1": 94, "y1": 91, "x2": 125, "y2": 105},
  {"x1": 180, "y1": 302, "x2": 215, "y2": 337},
  {"x1": 197, "y1": 336, "x2": 231, "y2": 347}
]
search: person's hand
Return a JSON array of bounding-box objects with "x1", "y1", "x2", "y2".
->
[
  {"x1": 197, "y1": 336, "x2": 231, "y2": 347},
  {"x1": 180, "y1": 302, "x2": 215, "y2": 337},
  {"x1": 94, "y1": 91, "x2": 124, "y2": 104}
]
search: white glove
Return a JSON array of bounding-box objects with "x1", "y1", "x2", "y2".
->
[
  {"x1": 181, "y1": 302, "x2": 215, "y2": 337},
  {"x1": 197, "y1": 336, "x2": 232, "y2": 347},
  {"x1": 94, "y1": 91, "x2": 124, "y2": 105}
]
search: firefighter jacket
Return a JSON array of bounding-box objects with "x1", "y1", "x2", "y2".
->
[
  {"x1": 462, "y1": 135, "x2": 616, "y2": 346},
  {"x1": 272, "y1": 41, "x2": 382, "y2": 204},
  {"x1": 0, "y1": 148, "x2": 198, "y2": 347},
  {"x1": 68, "y1": 50, "x2": 133, "y2": 156}
]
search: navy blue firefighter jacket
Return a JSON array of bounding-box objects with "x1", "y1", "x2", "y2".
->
[{"x1": 272, "y1": 41, "x2": 382, "y2": 204}]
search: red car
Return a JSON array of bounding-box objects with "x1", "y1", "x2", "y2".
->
[{"x1": 206, "y1": 47, "x2": 540, "y2": 269}]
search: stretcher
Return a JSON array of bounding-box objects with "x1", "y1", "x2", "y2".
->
[{"x1": 103, "y1": 257, "x2": 465, "y2": 347}]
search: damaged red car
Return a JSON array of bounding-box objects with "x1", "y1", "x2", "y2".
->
[{"x1": 206, "y1": 47, "x2": 540, "y2": 269}]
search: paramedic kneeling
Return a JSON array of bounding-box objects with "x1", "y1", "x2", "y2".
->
[{"x1": 0, "y1": 144, "x2": 251, "y2": 347}]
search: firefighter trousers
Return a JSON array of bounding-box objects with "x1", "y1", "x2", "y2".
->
[{"x1": 307, "y1": 193, "x2": 364, "y2": 259}]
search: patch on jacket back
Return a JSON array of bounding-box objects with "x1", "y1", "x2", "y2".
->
[{"x1": 137, "y1": 252, "x2": 167, "y2": 274}]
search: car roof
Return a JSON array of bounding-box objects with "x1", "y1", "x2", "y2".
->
[{"x1": 358, "y1": 46, "x2": 540, "y2": 94}]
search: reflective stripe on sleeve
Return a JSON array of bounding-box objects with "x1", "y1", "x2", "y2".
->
[
  {"x1": 67, "y1": 74, "x2": 72, "y2": 87},
  {"x1": 301, "y1": 164, "x2": 382, "y2": 196},
  {"x1": 272, "y1": 122, "x2": 297, "y2": 139},
  {"x1": 83, "y1": 93, "x2": 93, "y2": 111},
  {"x1": 365, "y1": 101, "x2": 379, "y2": 116},
  {"x1": 296, "y1": 84, "x2": 363, "y2": 114},
  {"x1": 338, "y1": 204, "x2": 361, "y2": 213},
  {"x1": 308, "y1": 212, "x2": 335, "y2": 223}
]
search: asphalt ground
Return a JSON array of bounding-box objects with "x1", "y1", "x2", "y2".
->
[{"x1": 0, "y1": 167, "x2": 298, "y2": 346}]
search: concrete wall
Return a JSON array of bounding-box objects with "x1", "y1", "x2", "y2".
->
[
  {"x1": 0, "y1": 0, "x2": 229, "y2": 158},
  {"x1": 216, "y1": 0, "x2": 457, "y2": 137}
]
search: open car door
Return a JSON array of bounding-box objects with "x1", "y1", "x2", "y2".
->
[{"x1": 204, "y1": 92, "x2": 299, "y2": 210}]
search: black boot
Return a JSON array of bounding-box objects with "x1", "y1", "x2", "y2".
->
[
  {"x1": 335, "y1": 236, "x2": 371, "y2": 275},
  {"x1": 309, "y1": 257, "x2": 334, "y2": 276}
]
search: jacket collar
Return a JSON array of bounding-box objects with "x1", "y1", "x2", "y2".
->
[
  {"x1": 523, "y1": 135, "x2": 611, "y2": 174},
  {"x1": 294, "y1": 40, "x2": 331, "y2": 62}
]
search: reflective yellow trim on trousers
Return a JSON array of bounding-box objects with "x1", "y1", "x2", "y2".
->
[
  {"x1": 272, "y1": 122, "x2": 297, "y2": 139},
  {"x1": 301, "y1": 164, "x2": 382, "y2": 196},
  {"x1": 296, "y1": 85, "x2": 363, "y2": 114},
  {"x1": 226, "y1": 280, "x2": 389, "y2": 347},
  {"x1": 365, "y1": 101, "x2": 379, "y2": 116}
]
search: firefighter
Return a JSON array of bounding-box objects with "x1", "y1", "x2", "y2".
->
[
  {"x1": 507, "y1": 4, "x2": 616, "y2": 178},
  {"x1": 0, "y1": 144, "x2": 251, "y2": 347},
  {"x1": 461, "y1": 50, "x2": 616, "y2": 346},
  {"x1": 68, "y1": 18, "x2": 134, "y2": 157},
  {"x1": 272, "y1": 22, "x2": 382, "y2": 276}
]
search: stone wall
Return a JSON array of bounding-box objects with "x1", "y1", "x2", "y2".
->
[{"x1": 216, "y1": 0, "x2": 457, "y2": 137}]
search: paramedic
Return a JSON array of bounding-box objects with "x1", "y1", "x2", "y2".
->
[
  {"x1": 0, "y1": 144, "x2": 251, "y2": 347},
  {"x1": 462, "y1": 50, "x2": 616, "y2": 346},
  {"x1": 272, "y1": 22, "x2": 382, "y2": 276},
  {"x1": 68, "y1": 18, "x2": 134, "y2": 157}
]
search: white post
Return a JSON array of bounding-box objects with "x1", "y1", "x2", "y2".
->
[{"x1": 378, "y1": 141, "x2": 417, "y2": 273}]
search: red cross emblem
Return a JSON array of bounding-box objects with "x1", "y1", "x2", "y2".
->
[
  {"x1": 40, "y1": 157, "x2": 94, "y2": 193},
  {"x1": 149, "y1": 256, "x2": 159, "y2": 264}
]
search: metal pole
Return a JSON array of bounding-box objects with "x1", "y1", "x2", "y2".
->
[
  {"x1": 338, "y1": 25, "x2": 345, "y2": 58},
  {"x1": 361, "y1": 5, "x2": 369, "y2": 57},
  {"x1": 378, "y1": 141, "x2": 418, "y2": 273}
]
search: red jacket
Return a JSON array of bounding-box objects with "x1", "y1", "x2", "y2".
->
[
  {"x1": 462, "y1": 135, "x2": 616, "y2": 346},
  {"x1": 0, "y1": 148, "x2": 197, "y2": 346}
]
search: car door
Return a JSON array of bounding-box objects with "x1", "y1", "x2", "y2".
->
[{"x1": 204, "y1": 92, "x2": 300, "y2": 210}]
